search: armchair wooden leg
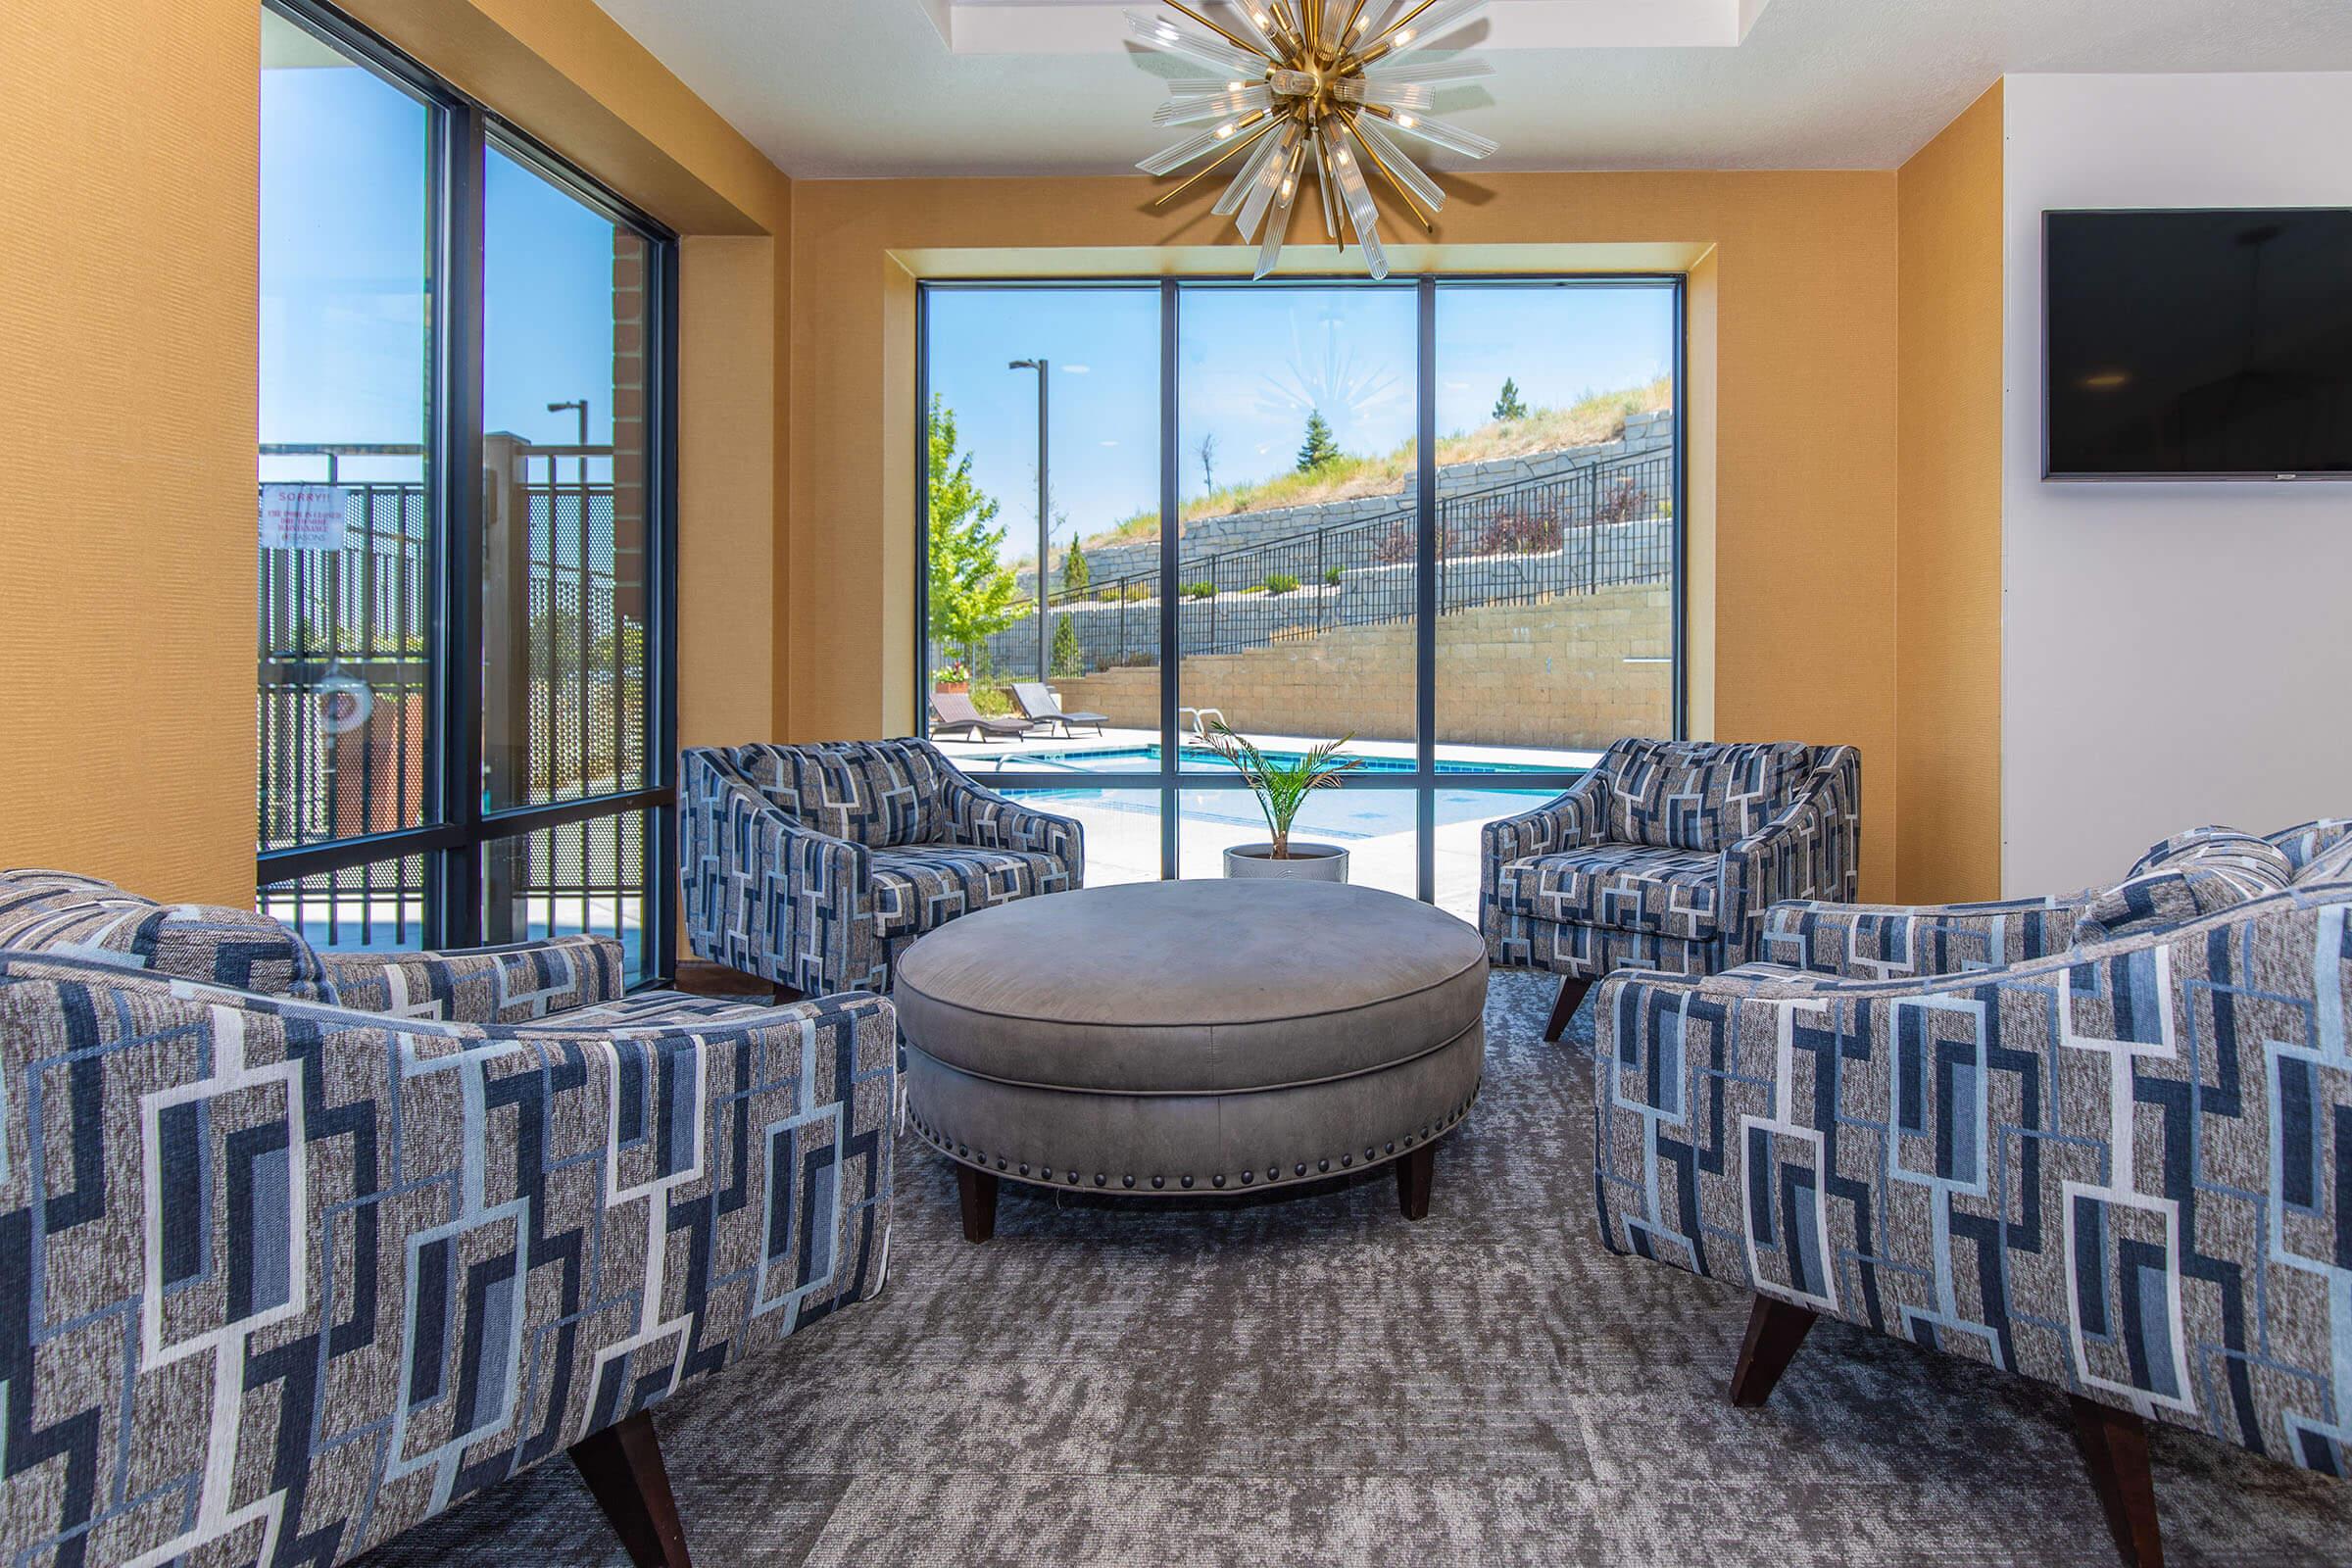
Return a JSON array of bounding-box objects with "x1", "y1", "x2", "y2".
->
[
  {"x1": 1729, "y1": 1294, "x2": 1818, "y2": 1407},
  {"x1": 2070, "y1": 1396, "x2": 2165, "y2": 1568},
  {"x1": 1544, "y1": 977, "x2": 1592, "y2": 1043},
  {"x1": 568, "y1": 1410, "x2": 691, "y2": 1568}
]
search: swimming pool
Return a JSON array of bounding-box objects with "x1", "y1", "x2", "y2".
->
[{"x1": 977, "y1": 743, "x2": 1571, "y2": 778}]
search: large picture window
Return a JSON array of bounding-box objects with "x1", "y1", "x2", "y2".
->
[
  {"x1": 918, "y1": 277, "x2": 1682, "y2": 920},
  {"x1": 259, "y1": 0, "x2": 676, "y2": 979}
]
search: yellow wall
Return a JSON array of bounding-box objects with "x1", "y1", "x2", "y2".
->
[
  {"x1": 0, "y1": 0, "x2": 261, "y2": 902},
  {"x1": 788, "y1": 173, "x2": 1904, "y2": 898},
  {"x1": 1894, "y1": 83, "x2": 2006, "y2": 900},
  {"x1": 0, "y1": 0, "x2": 794, "y2": 905}
]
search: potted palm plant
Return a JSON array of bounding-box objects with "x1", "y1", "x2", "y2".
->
[{"x1": 1200, "y1": 719, "x2": 1363, "y2": 883}]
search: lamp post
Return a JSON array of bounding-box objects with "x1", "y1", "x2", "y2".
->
[
  {"x1": 547, "y1": 399, "x2": 590, "y2": 487},
  {"x1": 1007, "y1": 359, "x2": 1050, "y2": 681}
]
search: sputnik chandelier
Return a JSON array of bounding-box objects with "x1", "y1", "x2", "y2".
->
[{"x1": 1131, "y1": 0, "x2": 1496, "y2": 279}]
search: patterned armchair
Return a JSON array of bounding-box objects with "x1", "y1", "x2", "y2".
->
[
  {"x1": 1482, "y1": 738, "x2": 1861, "y2": 1040},
  {"x1": 1592, "y1": 818, "x2": 2352, "y2": 1567},
  {"x1": 682, "y1": 738, "x2": 1084, "y2": 997},
  {"x1": 0, "y1": 869, "x2": 895, "y2": 1567}
]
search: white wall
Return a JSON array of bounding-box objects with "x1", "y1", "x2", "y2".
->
[{"x1": 2001, "y1": 74, "x2": 2352, "y2": 894}]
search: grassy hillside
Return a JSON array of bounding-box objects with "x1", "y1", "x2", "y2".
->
[{"x1": 1081, "y1": 376, "x2": 1671, "y2": 550}]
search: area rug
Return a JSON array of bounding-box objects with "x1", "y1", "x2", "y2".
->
[{"x1": 360, "y1": 972, "x2": 2352, "y2": 1566}]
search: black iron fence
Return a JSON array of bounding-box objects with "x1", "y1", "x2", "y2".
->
[
  {"x1": 257, "y1": 442, "x2": 649, "y2": 947},
  {"x1": 1020, "y1": 446, "x2": 1674, "y2": 667}
]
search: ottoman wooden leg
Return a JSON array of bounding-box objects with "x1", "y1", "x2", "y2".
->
[
  {"x1": 1544, "y1": 977, "x2": 1592, "y2": 1043},
  {"x1": 956, "y1": 1165, "x2": 999, "y2": 1244},
  {"x1": 1395, "y1": 1144, "x2": 1435, "y2": 1220}
]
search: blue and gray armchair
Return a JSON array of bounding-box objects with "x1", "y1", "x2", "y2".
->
[
  {"x1": 0, "y1": 868, "x2": 894, "y2": 1568},
  {"x1": 681, "y1": 738, "x2": 1083, "y2": 998},
  {"x1": 1593, "y1": 819, "x2": 2352, "y2": 1566},
  {"x1": 1482, "y1": 737, "x2": 1862, "y2": 1040}
]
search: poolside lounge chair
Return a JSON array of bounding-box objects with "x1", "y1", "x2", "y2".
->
[
  {"x1": 931, "y1": 690, "x2": 1038, "y2": 741},
  {"x1": 1011, "y1": 681, "x2": 1109, "y2": 737}
]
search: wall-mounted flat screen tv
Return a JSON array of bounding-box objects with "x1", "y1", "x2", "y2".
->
[{"x1": 2044, "y1": 208, "x2": 2352, "y2": 480}]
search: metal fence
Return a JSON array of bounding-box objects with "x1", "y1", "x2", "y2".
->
[
  {"x1": 1023, "y1": 446, "x2": 1674, "y2": 665},
  {"x1": 257, "y1": 443, "x2": 650, "y2": 950}
]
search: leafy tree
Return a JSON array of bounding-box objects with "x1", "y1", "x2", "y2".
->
[
  {"x1": 926, "y1": 395, "x2": 1023, "y2": 663},
  {"x1": 1296, "y1": 409, "x2": 1341, "y2": 471},
  {"x1": 1492, "y1": 376, "x2": 1529, "y2": 421},
  {"x1": 1061, "y1": 539, "x2": 1091, "y2": 596},
  {"x1": 1050, "y1": 615, "x2": 1084, "y2": 677}
]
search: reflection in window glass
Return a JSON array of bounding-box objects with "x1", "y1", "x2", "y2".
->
[
  {"x1": 483, "y1": 146, "x2": 654, "y2": 810},
  {"x1": 920, "y1": 287, "x2": 1161, "y2": 741},
  {"x1": 1435, "y1": 283, "x2": 1677, "y2": 770},
  {"x1": 483, "y1": 810, "x2": 654, "y2": 983},
  {"x1": 261, "y1": 855, "x2": 432, "y2": 953},
  {"x1": 258, "y1": 9, "x2": 436, "y2": 850},
  {"x1": 1176, "y1": 285, "x2": 1419, "y2": 772}
]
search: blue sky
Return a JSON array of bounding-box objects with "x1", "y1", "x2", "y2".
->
[
  {"x1": 261, "y1": 60, "x2": 627, "y2": 484},
  {"x1": 929, "y1": 281, "x2": 1675, "y2": 564}
]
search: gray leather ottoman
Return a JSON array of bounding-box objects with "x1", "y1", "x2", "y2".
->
[{"x1": 892, "y1": 879, "x2": 1487, "y2": 1241}]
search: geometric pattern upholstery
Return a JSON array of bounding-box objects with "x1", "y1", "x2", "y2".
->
[
  {"x1": 682, "y1": 739, "x2": 1084, "y2": 996},
  {"x1": 1483, "y1": 738, "x2": 1862, "y2": 983},
  {"x1": 0, "y1": 947, "x2": 894, "y2": 1568},
  {"x1": 0, "y1": 869, "x2": 632, "y2": 1026},
  {"x1": 0, "y1": 868, "x2": 329, "y2": 999},
  {"x1": 1602, "y1": 737, "x2": 1817, "y2": 852},
  {"x1": 1593, "y1": 877, "x2": 2352, "y2": 1483},
  {"x1": 1770, "y1": 818, "x2": 2352, "y2": 982}
]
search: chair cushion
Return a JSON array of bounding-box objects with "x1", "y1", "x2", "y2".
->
[
  {"x1": 1602, "y1": 739, "x2": 1815, "y2": 852},
  {"x1": 737, "y1": 740, "x2": 950, "y2": 849},
  {"x1": 2297, "y1": 834, "x2": 2352, "y2": 887},
  {"x1": 550, "y1": 990, "x2": 789, "y2": 1029},
  {"x1": 869, "y1": 847, "x2": 1070, "y2": 939},
  {"x1": 1496, "y1": 845, "x2": 1723, "y2": 940},
  {"x1": 2082, "y1": 828, "x2": 2296, "y2": 942},
  {"x1": 0, "y1": 868, "x2": 326, "y2": 997},
  {"x1": 2268, "y1": 818, "x2": 2352, "y2": 879}
]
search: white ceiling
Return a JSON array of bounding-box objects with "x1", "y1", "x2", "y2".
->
[{"x1": 588, "y1": 0, "x2": 2352, "y2": 179}]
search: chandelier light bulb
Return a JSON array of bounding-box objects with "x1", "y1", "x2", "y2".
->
[{"x1": 1131, "y1": 0, "x2": 1497, "y2": 280}]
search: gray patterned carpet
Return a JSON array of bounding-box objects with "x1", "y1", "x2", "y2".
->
[{"x1": 360, "y1": 972, "x2": 2352, "y2": 1566}]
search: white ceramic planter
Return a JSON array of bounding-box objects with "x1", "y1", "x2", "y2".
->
[{"x1": 1223, "y1": 842, "x2": 1350, "y2": 883}]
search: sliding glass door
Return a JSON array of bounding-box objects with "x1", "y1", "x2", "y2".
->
[
  {"x1": 259, "y1": 0, "x2": 676, "y2": 979},
  {"x1": 918, "y1": 277, "x2": 1683, "y2": 920}
]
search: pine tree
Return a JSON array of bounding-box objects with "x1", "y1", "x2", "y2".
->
[
  {"x1": 1050, "y1": 614, "x2": 1084, "y2": 677},
  {"x1": 1492, "y1": 376, "x2": 1529, "y2": 421},
  {"x1": 1297, "y1": 409, "x2": 1341, "y2": 471},
  {"x1": 1060, "y1": 539, "x2": 1090, "y2": 596},
  {"x1": 926, "y1": 395, "x2": 1023, "y2": 664}
]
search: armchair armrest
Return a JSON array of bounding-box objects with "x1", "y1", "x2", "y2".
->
[
  {"x1": 0, "y1": 952, "x2": 896, "y2": 1564},
  {"x1": 935, "y1": 769, "x2": 1085, "y2": 886},
  {"x1": 317, "y1": 933, "x2": 627, "y2": 1023},
  {"x1": 1716, "y1": 746, "x2": 1862, "y2": 960},
  {"x1": 1758, "y1": 894, "x2": 2085, "y2": 979},
  {"x1": 1483, "y1": 769, "x2": 1610, "y2": 868},
  {"x1": 681, "y1": 751, "x2": 877, "y2": 994},
  {"x1": 1592, "y1": 890, "x2": 2352, "y2": 1467}
]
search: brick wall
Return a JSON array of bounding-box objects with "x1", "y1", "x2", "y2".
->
[{"x1": 1050, "y1": 585, "x2": 1672, "y2": 750}]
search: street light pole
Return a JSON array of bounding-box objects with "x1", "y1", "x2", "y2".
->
[
  {"x1": 1008, "y1": 359, "x2": 1050, "y2": 681},
  {"x1": 547, "y1": 399, "x2": 590, "y2": 484}
]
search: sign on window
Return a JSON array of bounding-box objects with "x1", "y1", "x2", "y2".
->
[{"x1": 259, "y1": 484, "x2": 349, "y2": 552}]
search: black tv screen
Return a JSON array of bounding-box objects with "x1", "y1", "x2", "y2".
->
[{"x1": 2044, "y1": 208, "x2": 2352, "y2": 479}]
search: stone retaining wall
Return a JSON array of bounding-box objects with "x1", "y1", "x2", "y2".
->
[{"x1": 1048, "y1": 584, "x2": 1672, "y2": 752}]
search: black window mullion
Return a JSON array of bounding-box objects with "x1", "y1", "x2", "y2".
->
[
  {"x1": 438, "y1": 100, "x2": 489, "y2": 950},
  {"x1": 1158, "y1": 279, "x2": 1182, "y2": 881},
  {"x1": 1414, "y1": 276, "x2": 1440, "y2": 903}
]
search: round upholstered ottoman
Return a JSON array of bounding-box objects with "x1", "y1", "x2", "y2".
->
[{"x1": 892, "y1": 879, "x2": 1487, "y2": 1241}]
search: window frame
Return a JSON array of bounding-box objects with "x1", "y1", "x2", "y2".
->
[
  {"x1": 259, "y1": 0, "x2": 680, "y2": 980},
  {"x1": 914, "y1": 273, "x2": 1688, "y2": 902}
]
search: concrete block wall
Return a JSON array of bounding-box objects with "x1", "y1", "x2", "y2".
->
[{"x1": 1049, "y1": 584, "x2": 1673, "y2": 751}]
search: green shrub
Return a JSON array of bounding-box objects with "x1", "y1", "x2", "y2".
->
[
  {"x1": 1125, "y1": 582, "x2": 1153, "y2": 603},
  {"x1": 1183, "y1": 581, "x2": 1216, "y2": 600},
  {"x1": 1263, "y1": 572, "x2": 1299, "y2": 596},
  {"x1": 1323, "y1": 565, "x2": 1344, "y2": 586},
  {"x1": 1050, "y1": 616, "x2": 1084, "y2": 677},
  {"x1": 969, "y1": 682, "x2": 1016, "y2": 717}
]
